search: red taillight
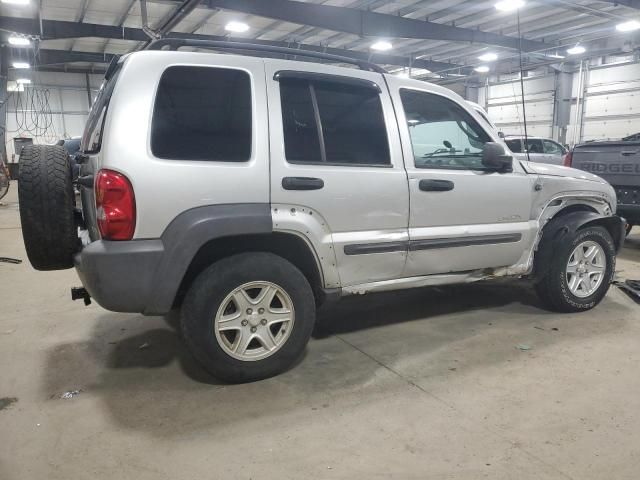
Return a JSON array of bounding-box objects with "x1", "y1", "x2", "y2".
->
[
  {"x1": 95, "y1": 169, "x2": 136, "y2": 240},
  {"x1": 563, "y1": 151, "x2": 573, "y2": 167}
]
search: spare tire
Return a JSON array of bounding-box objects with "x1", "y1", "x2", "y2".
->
[{"x1": 18, "y1": 145, "x2": 78, "y2": 270}]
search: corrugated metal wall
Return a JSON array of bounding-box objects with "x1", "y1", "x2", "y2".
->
[
  {"x1": 569, "y1": 62, "x2": 640, "y2": 143},
  {"x1": 481, "y1": 74, "x2": 556, "y2": 139},
  {"x1": 477, "y1": 61, "x2": 640, "y2": 144}
]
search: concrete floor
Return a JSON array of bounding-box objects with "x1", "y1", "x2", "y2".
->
[{"x1": 1, "y1": 182, "x2": 640, "y2": 480}]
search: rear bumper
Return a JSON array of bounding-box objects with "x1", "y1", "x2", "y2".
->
[{"x1": 74, "y1": 239, "x2": 165, "y2": 314}]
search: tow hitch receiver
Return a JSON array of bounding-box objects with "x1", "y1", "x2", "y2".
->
[{"x1": 71, "y1": 287, "x2": 92, "y2": 306}]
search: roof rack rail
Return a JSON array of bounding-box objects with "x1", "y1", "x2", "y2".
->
[{"x1": 147, "y1": 38, "x2": 387, "y2": 74}]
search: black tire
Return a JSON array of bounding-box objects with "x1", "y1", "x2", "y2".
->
[
  {"x1": 18, "y1": 145, "x2": 78, "y2": 270},
  {"x1": 181, "y1": 252, "x2": 316, "y2": 383},
  {"x1": 535, "y1": 226, "x2": 615, "y2": 312}
]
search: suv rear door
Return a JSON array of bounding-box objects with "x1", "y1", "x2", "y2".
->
[
  {"x1": 386, "y1": 77, "x2": 535, "y2": 276},
  {"x1": 265, "y1": 61, "x2": 409, "y2": 287}
]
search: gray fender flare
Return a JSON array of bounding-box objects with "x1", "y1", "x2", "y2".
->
[
  {"x1": 532, "y1": 211, "x2": 625, "y2": 280},
  {"x1": 145, "y1": 204, "x2": 272, "y2": 314}
]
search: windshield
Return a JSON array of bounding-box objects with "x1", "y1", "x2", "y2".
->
[{"x1": 80, "y1": 62, "x2": 122, "y2": 153}]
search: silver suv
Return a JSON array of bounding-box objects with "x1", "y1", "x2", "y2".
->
[{"x1": 18, "y1": 41, "x2": 625, "y2": 383}]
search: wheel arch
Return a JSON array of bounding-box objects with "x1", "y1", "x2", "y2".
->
[
  {"x1": 174, "y1": 232, "x2": 329, "y2": 310},
  {"x1": 533, "y1": 209, "x2": 625, "y2": 280}
]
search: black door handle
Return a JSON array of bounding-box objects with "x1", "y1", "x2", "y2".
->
[
  {"x1": 282, "y1": 177, "x2": 324, "y2": 191},
  {"x1": 621, "y1": 150, "x2": 638, "y2": 156},
  {"x1": 419, "y1": 179, "x2": 454, "y2": 192}
]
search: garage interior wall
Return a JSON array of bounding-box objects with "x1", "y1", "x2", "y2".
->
[
  {"x1": 5, "y1": 72, "x2": 103, "y2": 158},
  {"x1": 473, "y1": 56, "x2": 640, "y2": 145}
]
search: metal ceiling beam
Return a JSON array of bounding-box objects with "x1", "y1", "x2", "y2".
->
[
  {"x1": 596, "y1": 0, "x2": 640, "y2": 9},
  {"x1": 32, "y1": 49, "x2": 117, "y2": 66},
  {"x1": 0, "y1": 16, "x2": 465, "y2": 72},
  {"x1": 205, "y1": 0, "x2": 551, "y2": 51}
]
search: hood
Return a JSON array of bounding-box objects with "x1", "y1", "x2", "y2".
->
[{"x1": 520, "y1": 161, "x2": 604, "y2": 183}]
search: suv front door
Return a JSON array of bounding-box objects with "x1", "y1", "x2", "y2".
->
[
  {"x1": 266, "y1": 62, "x2": 409, "y2": 288},
  {"x1": 386, "y1": 78, "x2": 536, "y2": 276}
]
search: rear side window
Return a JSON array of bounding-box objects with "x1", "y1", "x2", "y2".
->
[
  {"x1": 525, "y1": 138, "x2": 544, "y2": 154},
  {"x1": 279, "y1": 77, "x2": 390, "y2": 166},
  {"x1": 151, "y1": 66, "x2": 252, "y2": 161},
  {"x1": 505, "y1": 139, "x2": 522, "y2": 153}
]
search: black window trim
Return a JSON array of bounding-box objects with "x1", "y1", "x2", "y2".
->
[
  {"x1": 399, "y1": 87, "x2": 495, "y2": 172},
  {"x1": 278, "y1": 73, "x2": 393, "y2": 168},
  {"x1": 150, "y1": 64, "x2": 254, "y2": 163}
]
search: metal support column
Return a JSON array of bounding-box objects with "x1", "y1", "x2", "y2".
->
[
  {"x1": 551, "y1": 67, "x2": 573, "y2": 145},
  {"x1": 0, "y1": 46, "x2": 8, "y2": 165}
]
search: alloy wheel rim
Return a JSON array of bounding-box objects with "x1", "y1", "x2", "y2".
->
[
  {"x1": 214, "y1": 281, "x2": 295, "y2": 361},
  {"x1": 566, "y1": 240, "x2": 606, "y2": 298}
]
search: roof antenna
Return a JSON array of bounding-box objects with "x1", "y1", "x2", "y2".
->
[{"x1": 516, "y1": 8, "x2": 531, "y2": 163}]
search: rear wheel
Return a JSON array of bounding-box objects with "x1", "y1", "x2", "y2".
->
[
  {"x1": 535, "y1": 226, "x2": 615, "y2": 312},
  {"x1": 18, "y1": 145, "x2": 78, "y2": 270},
  {"x1": 181, "y1": 252, "x2": 316, "y2": 383}
]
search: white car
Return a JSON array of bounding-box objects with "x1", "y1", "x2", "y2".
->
[{"x1": 504, "y1": 135, "x2": 568, "y2": 165}]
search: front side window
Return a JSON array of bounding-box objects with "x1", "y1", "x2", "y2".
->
[
  {"x1": 280, "y1": 77, "x2": 390, "y2": 166},
  {"x1": 543, "y1": 139, "x2": 563, "y2": 155},
  {"x1": 151, "y1": 66, "x2": 252, "y2": 161},
  {"x1": 400, "y1": 89, "x2": 491, "y2": 170}
]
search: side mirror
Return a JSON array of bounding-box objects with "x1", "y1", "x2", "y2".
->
[
  {"x1": 482, "y1": 142, "x2": 513, "y2": 172},
  {"x1": 498, "y1": 131, "x2": 505, "y2": 139}
]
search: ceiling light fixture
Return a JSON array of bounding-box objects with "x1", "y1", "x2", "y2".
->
[
  {"x1": 495, "y1": 0, "x2": 525, "y2": 12},
  {"x1": 16, "y1": 78, "x2": 32, "y2": 84},
  {"x1": 475, "y1": 65, "x2": 490, "y2": 73},
  {"x1": 1, "y1": 0, "x2": 30, "y2": 4},
  {"x1": 8, "y1": 35, "x2": 31, "y2": 46},
  {"x1": 567, "y1": 45, "x2": 586, "y2": 55},
  {"x1": 12, "y1": 62, "x2": 30, "y2": 69},
  {"x1": 225, "y1": 21, "x2": 249, "y2": 33},
  {"x1": 616, "y1": 20, "x2": 640, "y2": 32},
  {"x1": 478, "y1": 52, "x2": 498, "y2": 62},
  {"x1": 371, "y1": 40, "x2": 393, "y2": 51}
]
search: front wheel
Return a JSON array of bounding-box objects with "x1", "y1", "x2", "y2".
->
[
  {"x1": 181, "y1": 252, "x2": 316, "y2": 383},
  {"x1": 535, "y1": 226, "x2": 615, "y2": 312}
]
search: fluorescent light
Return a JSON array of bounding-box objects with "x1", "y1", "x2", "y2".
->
[
  {"x1": 495, "y1": 0, "x2": 525, "y2": 11},
  {"x1": 225, "y1": 21, "x2": 249, "y2": 33},
  {"x1": 12, "y1": 62, "x2": 30, "y2": 69},
  {"x1": 478, "y1": 52, "x2": 498, "y2": 62},
  {"x1": 616, "y1": 20, "x2": 640, "y2": 32},
  {"x1": 8, "y1": 35, "x2": 31, "y2": 46},
  {"x1": 475, "y1": 65, "x2": 490, "y2": 73},
  {"x1": 371, "y1": 41, "x2": 393, "y2": 51},
  {"x1": 1, "y1": 0, "x2": 30, "y2": 4},
  {"x1": 16, "y1": 78, "x2": 31, "y2": 84},
  {"x1": 567, "y1": 45, "x2": 586, "y2": 55}
]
